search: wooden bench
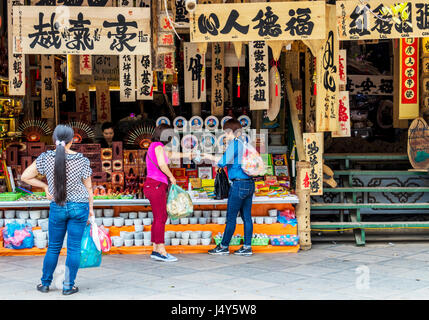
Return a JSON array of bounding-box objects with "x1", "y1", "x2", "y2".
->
[{"x1": 310, "y1": 153, "x2": 429, "y2": 246}]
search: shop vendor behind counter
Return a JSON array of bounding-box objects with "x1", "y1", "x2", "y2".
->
[{"x1": 98, "y1": 122, "x2": 118, "y2": 148}]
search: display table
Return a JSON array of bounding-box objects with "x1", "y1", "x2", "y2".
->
[{"x1": 0, "y1": 195, "x2": 300, "y2": 255}]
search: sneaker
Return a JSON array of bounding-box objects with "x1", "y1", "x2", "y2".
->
[
  {"x1": 208, "y1": 244, "x2": 229, "y2": 255},
  {"x1": 150, "y1": 251, "x2": 178, "y2": 262},
  {"x1": 62, "y1": 286, "x2": 79, "y2": 296},
  {"x1": 36, "y1": 284, "x2": 49, "y2": 293},
  {"x1": 234, "y1": 246, "x2": 253, "y2": 256}
]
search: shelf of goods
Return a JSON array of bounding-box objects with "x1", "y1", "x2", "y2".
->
[{"x1": 0, "y1": 195, "x2": 300, "y2": 256}]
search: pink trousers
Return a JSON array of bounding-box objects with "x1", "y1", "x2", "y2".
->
[{"x1": 143, "y1": 177, "x2": 168, "y2": 244}]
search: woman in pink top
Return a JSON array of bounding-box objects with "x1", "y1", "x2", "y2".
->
[{"x1": 143, "y1": 124, "x2": 191, "y2": 262}]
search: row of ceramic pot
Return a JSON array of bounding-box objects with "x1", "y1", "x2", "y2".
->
[
  {"x1": 0, "y1": 218, "x2": 49, "y2": 230},
  {"x1": 1, "y1": 210, "x2": 49, "y2": 220}
]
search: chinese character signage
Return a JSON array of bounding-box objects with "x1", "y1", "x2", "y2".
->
[
  {"x1": 211, "y1": 42, "x2": 224, "y2": 116},
  {"x1": 13, "y1": 6, "x2": 151, "y2": 55},
  {"x1": 68, "y1": 55, "x2": 119, "y2": 90},
  {"x1": 41, "y1": 55, "x2": 55, "y2": 119},
  {"x1": 347, "y1": 75, "x2": 394, "y2": 95},
  {"x1": 190, "y1": 2, "x2": 326, "y2": 43},
  {"x1": 303, "y1": 132, "x2": 323, "y2": 195},
  {"x1": 249, "y1": 41, "x2": 269, "y2": 110},
  {"x1": 184, "y1": 42, "x2": 206, "y2": 102},
  {"x1": 339, "y1": 49, "x2": 347, "y2": 91},
  {"x1": 32, "y1": 0, "x2": 113, "y2": 5},
  {"x1": 137, "y1": 54, "x2": 153, "y2": 100},
  {"x1": 174, "y1": 0, "x2": 189, "y2": 28},
  {"x1": 8, "y1": 0, "x2": 26, "y2": 96},
  {"x1": 399, "y1": 38, "x2": 419, "y2": 119},
  {"x1": 316, "y1": 4, "x2": 339, "y2": 132},
  {"x1": 332, "y1": 91, "x2": 351, "y2": 137},
  {"x1": 79, "y1": 54, "x2": 92, "y2": 75},
  {"x1": 164, "y1": 52, "x2": 175, "y2": 75},
  {"x1": 423, "y1": 38, "x2": 429, "y2": 55},
  {"x1": 337, "y1": 0, "x2": 429, "y2": 40},
  {"x1": 119, "y1": 54, "x2": 136, "y2": 102},
  {"x1": 75, "y1": 84, "x2": 90, "y2": 113},
  {"x1": 96, "y1": 84, "x2": 111, "y2": 123}
]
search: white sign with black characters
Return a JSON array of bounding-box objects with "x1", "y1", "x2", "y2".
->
[{"x1": 249, "y1": 41, "x2": 269, "y2": 110}]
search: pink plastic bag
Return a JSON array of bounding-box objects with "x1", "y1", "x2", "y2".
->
[{"x1": 89, "y1": 216, "x2": 111, "y2": 253}]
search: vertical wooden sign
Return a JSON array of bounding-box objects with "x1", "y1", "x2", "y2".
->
[
  {"x1": 164, "y1": 52, "x2": 175, "y2": 75},
  {"x1": 75, "y1": 84, "x2": 90, "y2": 118},
  {"x1": 136, "y1": 54, "x2": 153, "y2": 100},
  {"x1": 399, "y1": 38, "x2": 419, "y2": 119},
  {"x1": 173, "y1": 0, "x2": 189, "y2": 28},
  {"x1": 8, "y1": 0, "x2": 25, "y2": 96},
  {"x1": 184, "y1": 42, "x2": 206, "y2": 103},
  {"x1": 332, "y1": 91, "x2": 351, "y2": 137},
  {"x1": 316, "y1": 4, "x2": 339, "y2": 132},
  {"x1": 303, "y1": 132, "x2": 324, "y2": 195},
  {"x1": 96, "y1": 84, "x2": 111, "y2": 123},
  {"x1": 249, "y1": 41, "x2": 269, "y2": 110},
  {"x1": 304, "y1": 49, "x2": 316, "y2": 133},
  {"x1": 119, "y1": 0, "x2": 136, "y2": 102},
  {"x1": 79, "y1": 55, "x2": 92, "y2": 75},
  {"x1": 339, "y1": 49, "x2": 347, "y2": 91},
  {"x1": 119, "y1": 54, "x2": 136, "y2": 102},
  {"x1": 41, "y1": 55, "x2": 55, "y2": 119},
  {"x1": 211, "y1": 42, "x2": 224, "y2": 116}
]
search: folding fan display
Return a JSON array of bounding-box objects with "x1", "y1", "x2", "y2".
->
[
  {"x1": 66, "y1": 121, "x2": 95, "y2": 144},
  {"x1": 125, "y1": 125, "x2": 155, "y2": 149},
  {"x1": 17, "y1": 120, "x2": 52, "y2": 142}
]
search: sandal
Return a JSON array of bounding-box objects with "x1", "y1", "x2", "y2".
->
[
  {"x1": 36, "y1": 284, "x2": 49, "y2": 293},
  {"x1": 62, "y1": 286, "x2": 79, "y2": 296}
]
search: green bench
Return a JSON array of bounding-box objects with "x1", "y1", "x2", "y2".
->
[{"x1": 310, "y1": 153, "x2": 429, "y2": 246}]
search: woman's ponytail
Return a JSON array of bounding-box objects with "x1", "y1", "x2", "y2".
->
[{"x1": 52, "y1": 125, "x2": 74, "y2": 206}]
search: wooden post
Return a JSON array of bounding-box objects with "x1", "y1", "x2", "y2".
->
[{"x1": 296, "y1": 160, "x2": 312, "y2": 250}]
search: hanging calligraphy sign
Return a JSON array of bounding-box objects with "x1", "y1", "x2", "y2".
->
[
  {"x1": 424, "y1": 58, "x2": 429, "y2": 74},
  {"x1": 33, "y1": 0, "x2": 113, "y2": 6},
  {"x1": 164, "y1": 52, "x2": 175, "y2": 75},
  {"x1": 68, "y1": 55, "x2": 119, "y2": 90},
  {"x1": 173, "y1": 0, "x2": 189, "y2": 28},
  {"x1": 96, "y1": 84, "x2": 111, "y2": 123},
  {"x1": 211, "y1": 42, "x2": 224, "y2": 116},
  {"x1": 337, "y1": 0, "x2": 429, "y2": 41},
  {"x1": 8, "y1": 0, "x2": 25, "y2": 96},
  {"x1": 79, "y1": 55, "x2": 92, "y2": 75},
  {"x1": 136, "y1": 53, "x2": 153, "y2": 100},
  {"x1": 119, "y1": 54, "x2": 136, "y2": 102},
  {"x1": 303, "y1": 132, "x2": 323, "y2": 195},
  {"x1": 347, "y1": 75, "x2": 394, "y2": 95},
  {"x1": 332, "y1": 91, "x2": 351, "y2": 137},
  {"x1": 13, "y1": 6, "x2": 151, "y2": 55},
  {"x1": 249, "y1": 41, "x2": 269, "y2": 110},
  {"x1": 399, "y1": 38, "x2": 419, "y2": 119},
  {"x1": 190, "y1": 1, "x2": 326, "y2": 43},
  {"x1": 339, "y1": 49, "x2": 347, "y2": 91},
  {"x1": 119, "y1": 0, "x2": 136, "y2": 103},
  {"x1": 184, "y1": 42, "x2": 206, "y2": 102},
  {"x1": 136, "y1": 0, "x2": 150, "y2": 8},
  {"x1": 316, "y1": 4, "x2": 339, "y2": 132},
  {"x1": 75, "y1": 84, "x2": 90, "y2": 113},
  {"x1": 41, "y1": 55, "x2": 55, "y2": 119}
]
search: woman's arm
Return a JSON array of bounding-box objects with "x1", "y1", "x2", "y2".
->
[
  {"x1": 155, "y1": 145, "x2": 176, "y2": 184},
  {"x1": 165, "y1": 150, "x2": 193, "y2": 160},
  {"x1": 82, "y1": 176, "x2": 94, "y2": 219},
  {"x1": 21, "y1": 161, "x2": 53, "y2": 200}
]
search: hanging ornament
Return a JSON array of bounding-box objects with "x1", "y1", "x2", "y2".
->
[
  {"x1": 201, "y1": 63, "x2": 205, "y2": 92},
  {"x1": 237, "y1": 61, "x2": 241, "y2": 98},
  {"x1": 162, "y1": 69, "x2": 167, "y2": 94}
]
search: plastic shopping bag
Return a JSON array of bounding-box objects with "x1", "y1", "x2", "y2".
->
[
  {"x1": 3, "y1": 222, "x2": 34, "y2": 249},
  {"x1": 89, "y1": 216, "x2": 111, "y2": 253},
  {"x1": 79, "y1": 225, "x2": 102, "y2": 269},
  {"x1": 214, "y1": 168, "x2": 230, "y2": 200},
  {"x1": 167, "y1": 184, "x2": 193, "y2": 220},
  {"x1": 240, "y1": 140, "x2": 266, "y2": 176}
]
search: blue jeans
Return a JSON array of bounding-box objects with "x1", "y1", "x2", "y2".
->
[
  {"x1": 221, "y1": 179, "x2": 255, "y2": 247},
  {"x1": 41, "y1": 202, "x2": 89, "y2": 290}
]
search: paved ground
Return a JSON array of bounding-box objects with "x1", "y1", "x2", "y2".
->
[{"x1": 2, "y1": 242, "x2": 429, "y2": 300}]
